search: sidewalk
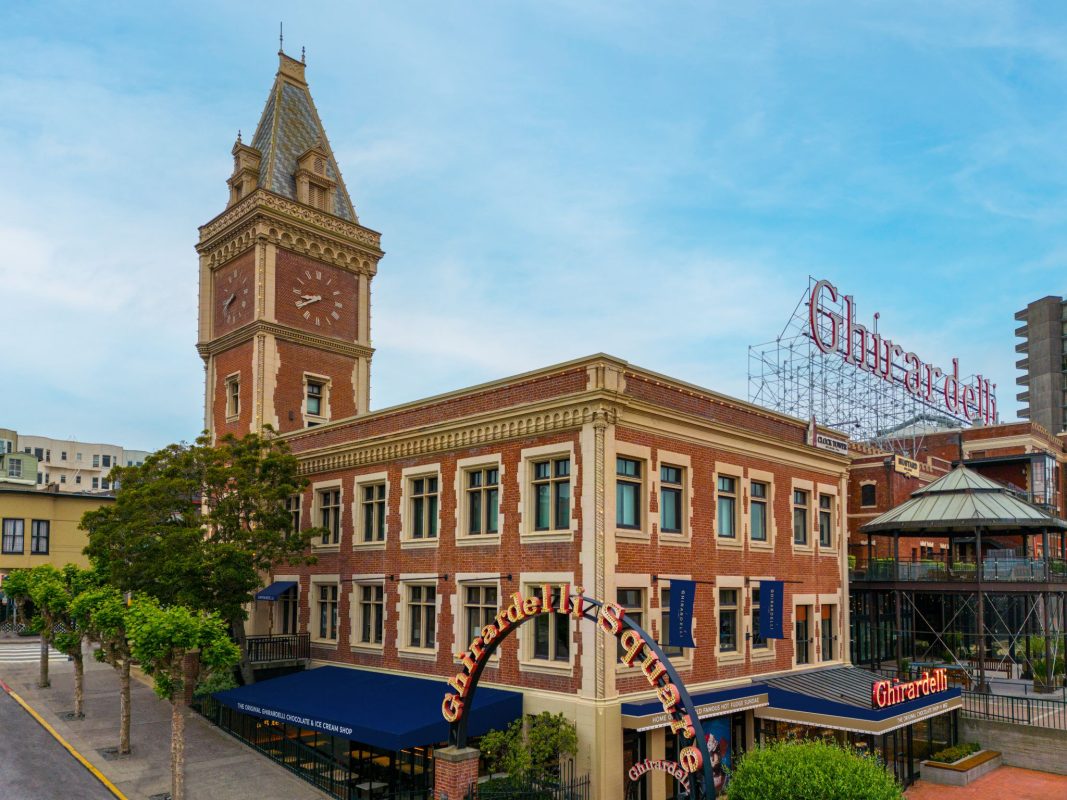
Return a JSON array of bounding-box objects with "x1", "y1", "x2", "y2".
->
[
  {"x1": 906, "y1": 765, "x2": 1067, "y2": 799},
  {"x1": 0, "y1": 641, "x2": 326, "y2": 799}
]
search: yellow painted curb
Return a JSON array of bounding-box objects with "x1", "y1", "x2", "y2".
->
[{"x1": 1, "y1": 682, "x2": 130, "y2": 800}]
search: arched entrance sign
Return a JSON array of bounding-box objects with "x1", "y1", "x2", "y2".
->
[{"x1": 441, "y1": 584, "x2": 717, "y2": 799}]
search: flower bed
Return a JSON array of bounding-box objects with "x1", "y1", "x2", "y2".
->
[{"x1": 920, "y1": 748, "x2": 1002, "y2": 787}]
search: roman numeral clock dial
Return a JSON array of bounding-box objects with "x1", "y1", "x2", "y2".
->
[
  {"x1": 292, "y1": 269, "x2": 344, "y2": 328},
  {"x1": 220, "y1": 267, "x2": 250, "y2": 326}
]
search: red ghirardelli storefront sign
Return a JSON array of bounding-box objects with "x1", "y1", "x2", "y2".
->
[
  {"x1": 808, "y1": 279, "x2": 996, "y2": 425},
  {"x1": 872, "y1": 669, "x2": 948, "y2": 709}
]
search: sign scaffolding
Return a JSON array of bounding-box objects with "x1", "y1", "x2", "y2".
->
[{"x1": 747, "y1": 277, "x2": 998, "y2": 456}]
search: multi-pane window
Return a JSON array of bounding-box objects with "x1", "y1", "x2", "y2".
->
[
  {"x1": 226, "y1": 378, "x2": 240, "y2": 418},
  {"x1": 750, "y1": 481, "x2": 768, "y2": 542},
  {"x1": 716, "y1": 476, "x2": 737, "y2": 538},
  {"x1": 407, "y1": 585, "x2": 436, "y2": 649},
  {"x1": 751, "y1": 586, "x2": 767, "y2": 650},
  {"x1": 319, "y1": 489, "x2": 341, "y2": 545},
  {"x1": 92, "y1": 454, "x2": 100, "y2": 468},
  {"x1": 860, "y1": 483, "x2": 877, "y2": 507},
  {"x1": 30, "y1": 520, "x2": 49, "y2": 555},
  {"x1": 75, "y1": 476, "x2": 82, "y2": 485},
  {"x1": 793, "y1": 489, "x2": 810, "y2": 546},
  {"x1": 285, "y1": 495, "x2": 302, "y2": 535},
  {"x1": 361, "y1": 483, "x2": 387, "y2": 542},
  {"x1": 92, "y1": 477, "x2": 99, "y2": 489},
  {"x1": 306, "y1": 380, "x2": 324, "y2": 417},
  {"x1": 409, "y1": 476, "x2": 439, "y2": 539},
  {"x1": 821, "y1": 605, "x2": 835, "y2": 661},
  {"x1": 317, "y1": 584, "x2": 338, "y2": 641},
  {"x1": 60, "y1": 451, "x2": 67, "y2": 461},
  {"x1": 102, "y1": 455, "x2": 111, "y2": 468},
  {"x1": 718, "y1": 589, "x2": 739, "y2": 653},
  {"x1": 101, "y1": 478, "x2": 110, "y2": 491},
  {"x1": 818, "y1": 494, "x2": 833, "y2": 547},
  {"x1": 531, "y1": 585, "x2": 570, "y2": 662},
  {"x1": 617, "y1": 588, "x2": 644, "y2": 658},
  {"x1": 2, "y1": 519, "x2": 24, "y2": 554},
  {"x1": 660, "y1": 466, "x2": 683, "y2": 534},
  {"x1": 532, "y1": 457, "x2": 571, "y2": 531},
  {"x1": 7, "y1": 458, "x2": 21, "y2": 478},
  {"x1": 795, "y1": 605, "x2": 811, "y2": 665},
  {"x1": 660, "y1": 586, "x2": 683, "y2": 657},
  {"x1": 280, "y1": 587, "x2": 299, "y2": 635},
  {"x1": 358, "y1": 584, "x2": 384, "y2": 645},
  {"x1": 616, "y1": 458, "x2": 642, "y2": 530},
  {"x1": 464, "y1": 585, "x2": 498, "y2": 645},
  {"x1": 466, "y1": 467, "x2": 499, "y2": 536}
]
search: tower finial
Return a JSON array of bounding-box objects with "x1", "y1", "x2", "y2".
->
[
  {"x1": 279, "y1": 22, "x2": 284, "y2": 53},
  {"x1": 237, "y1": 129, "x2": 242, "y2": 144},
  {"x1": 301, "y1": 46, "x2": 306, "y2": 64}
]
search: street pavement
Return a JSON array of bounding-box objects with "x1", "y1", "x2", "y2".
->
[
  {"x1": 0, "y1": 640, "x2": 327, "y2": 800},
  {"x1": 0, "y1": 686, "x2": 116, "y2": 799}
]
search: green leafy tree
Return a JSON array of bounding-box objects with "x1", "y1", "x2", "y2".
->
[
  {"x1": 726, "y1": 740, "x2": 902, "y2": 800},
  {"x1": 1, "y1": 568, "x2": 46, "y2": 687},
  {"x1": 70, "y1": 586, "x2": 135, "y2": 754},
  {"x1": 126, "y1": 597, "x2": 239, "y2": 800},
  {"x1": 83, "y1": 430, "x2": 320, "y2": 684},
  {"x1": 479, "y1": 712, "x2": 578, "y2": 781}
]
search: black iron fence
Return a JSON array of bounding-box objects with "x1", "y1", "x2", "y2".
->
[
  {"x1": 961, "y1": 690, "x2": 1067, "y2": 730},
  {"x1": 246, "y1": 633, "x2": 310, "y2": 663},
  {"x1": 468, "y1": 767, "x2": 590, "y2": 800},
  {"x1": 851, "y1": 557, "x2": 1067, "y2": 583}
]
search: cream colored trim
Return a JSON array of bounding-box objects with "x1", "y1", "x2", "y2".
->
[
  {"x1": 792, "y1": 594, "x2": 816, "y2": 670},
  {"x1": 517, "y1": 572, "x2": 576, "y2": 675},
  {"x1": 452, "y1": 573, "x2": 503, "y2": 662},
  {"x1": 400, "y1": 464, "x2": 442, "y2": 548},
  {"x1": 654, "y1": 449, "x2": 692, "y2": 544},
  {"x1": 349, "y1": 576, "x2": 386, "y2": 651},
  {"x1": 817, "y1": 592, "x2": 843, "y2": 663},
  {"x1": 396, "y1": 574, "x2": 442, "y2": 658},
  {"x1": 224, "y1": 371, "x2": 241, "y2": 422},
  {"x1": 748, "y1": 576, "x2": 776, "y2": 661},
  {"x1": 613, "y1": 442, "x2": 652, "y2": 540},
  {"x1": 454, "y1": 454, "x2": 504, "y2": 546},
  {"x1": 614, "y1": 574, "x2": 653, "y2": 675},
  {"x1": 652, "y1": 574, "x2": 694, "y2": 669},
  {"x1": 715, "y1": 576, "x2": 745, "y2": 665},
  {"x1": 309, "y1": 574, "x2": 340, "y2": 646},
  {"x1": 790, "y1": 479, "x2": 815, "y2": 552},
  {"x1": 816, "y1": 482, "x2": 839, "y2": 556},
  {"x1": 518, "y1": 443, "x2": 577, "y2": 543},
  {"x1": 747, "y1": 468, "x2": 776, "y2": 550},
  {"x1": 352, "y1": 470, "x2": 388, "y2": 548},
  {"x1": 713, "y1": 460, "x2": 744, "y2": 549},
  {"x1": 302, "y1": 371, "x2": 332, "y2": 428}
]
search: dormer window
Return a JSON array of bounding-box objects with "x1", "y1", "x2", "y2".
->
[
  {"x1": 296, "y1": 146, "x2": 336, "y2": 213},
  {"x1": 227, "y1": 141, "x2": 261, "y2": 208}
]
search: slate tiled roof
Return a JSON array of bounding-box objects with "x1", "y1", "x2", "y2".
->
[
  {"x1": 249, "y1": 62, "x2": 357, "y2": 222},
  {"x1": 861, "y1": 465, "x2": 1067, "y2": 533}
]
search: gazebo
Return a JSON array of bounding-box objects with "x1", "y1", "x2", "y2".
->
[{"x1": 857, "y1": 466, "x2": 1067, "y2": 691}]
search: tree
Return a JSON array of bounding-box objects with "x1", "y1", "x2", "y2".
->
[
  {"x1": 83, "y1": 430, "x2": 320, "y2": 684},
  {"x1": 479, "y1": 712, "x2": 578, "y2": 781},
  {"x1": 725, "y1": 740, "x2": 902, "y2": 800},
  {"x1": 126, "y1": 597, "x2": 239, "y2": 800},
  {"x1": 70, "y1": 586, "x2": 135, "y2": 754},
  {"x1": 2, "y1": 568, "x2": 47, "y2": 688}
]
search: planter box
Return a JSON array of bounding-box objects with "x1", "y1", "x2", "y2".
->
[{"x1": 920, "y1": 750, "x2": 1002, "y2": 786}]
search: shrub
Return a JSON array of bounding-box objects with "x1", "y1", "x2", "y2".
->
[
  {"x1": 726, "y1": 740, "x2": 902, "y2": 800},
  {"x1": 927, "y1": 742, "x2": 979, "y2": 764},
  {"x1": 478, "y1": 712, "x2": 578, "y2": 780}
]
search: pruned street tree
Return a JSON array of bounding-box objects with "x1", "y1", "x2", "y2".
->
[{"x1": 126, "y1": 597, "x2": 239, "y2": 800}]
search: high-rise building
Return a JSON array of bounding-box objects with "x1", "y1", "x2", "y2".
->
[{"x1": 1015, "y1": 295, "x2": 1067, "y2": 433}]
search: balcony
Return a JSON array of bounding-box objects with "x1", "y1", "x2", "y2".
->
[
  {"x1": 851, "y1": 557, "x2": 1067, "y2": 584},
  {"x1": 245, "y1": 633, "x2": 310, "y2": 667}
]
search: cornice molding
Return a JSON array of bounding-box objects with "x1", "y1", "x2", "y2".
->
[
  {"x1": 197, "y1": 320, "x2": 374, "y2": 361},
  {"x1": 295, "y1": 400, "x2": 616, "y2": 476}
]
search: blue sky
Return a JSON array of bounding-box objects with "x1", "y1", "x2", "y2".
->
[{"x1": 2, "y1": 1, "x2": 1066, "y2": 449}]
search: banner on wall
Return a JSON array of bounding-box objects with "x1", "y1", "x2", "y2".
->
[
  {"x1": 668, "y1": 579, "x2": 697, "y2": 649},
  {"x1": 759, "y1": 580, "x2": 785, "y2": 639}
]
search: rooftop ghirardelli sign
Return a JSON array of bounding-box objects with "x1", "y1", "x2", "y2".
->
[{"x1": 808, "y1": 279, "x2": 997, "y2": 425}]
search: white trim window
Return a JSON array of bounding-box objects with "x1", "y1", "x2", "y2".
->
[
  {"x1": 751, "y1": 585, "x2": 769, "y2": 652},
  {"x1": 532, "y1": 457, "x2": 571, "y2": 532},
  {"x1": 818, "y1": 494, "x2": 833, "y2": 548},
  {"x1": 463, "y1": 584, "x2": 498, "y2": 645},
  {"x1": 616, "y1": 458, "x2": 643, "y2": 531},
  {"x1": 659, "y1": 466, "x2": 684, "y2": 535},
  {"x1": 529, "y1": 585, "x2": 570, "y2": 662},
  {"x1": 465, "y1": 467, "x2": 500, "y2": 537},
  {"x1": 319, "y1": 488, "x2": 341, "y2": 545},
  {"x1": 361, "y1": 483, "x2": 387, "y2": 543},
  {"x1": 616, "y1": 588, "x2": 645, "y2": 659},
  {"x1": 793, "y1": 489, "x2": 810, "y2": 546},
  {"x1": 357, "y1": 584, "x2": 384, "y2": 646},
  {"x1": 718, "y1": 588, "x2": 739, "y2": 653},
  {"x1": 750, "y1": 481, "x2": 768, "y2": 542},
  {"x1": 225, "y1": 374, "x2": 240, "y2": 419},
  {"x1": 316, "y1": 584, "x2": 339, "y2": 641},
  {"x1": 716, "y1": 476, "x2": 738, "y2": 539},
  {"x1": 821, "y1": 604, "x2": 836, "y2": 661},
  {"x1": 407, "y1": 584, "x2": 436, "y2": 649},
  {"x1": 285, "y1": 495, "x2": 302, "y2": 536},
  {"x1": 409, "y1": 476, "x2": 439, "y2": 540}
]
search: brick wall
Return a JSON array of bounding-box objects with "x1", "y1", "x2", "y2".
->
[
  {"x1": 274, "y1": 340, "x2": 357, "y2": 433},
  {"x1": 212, "y1": 341, "x2": 255, "y2": 436},
  {"x1": 274, "y1": 249, "x2": 360, "y2": 342}
]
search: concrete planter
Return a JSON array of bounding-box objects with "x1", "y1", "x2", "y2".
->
[{"x1": 920, "y1": 750, "x2": 1002, "y2": 786}]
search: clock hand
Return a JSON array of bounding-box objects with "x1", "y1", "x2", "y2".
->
[
  {"x1": 295, "y1": 294, "x2": 323, "y2": 308},
  {"x1": 223, "y1": 293, "x2": 236, "y2": 308}
]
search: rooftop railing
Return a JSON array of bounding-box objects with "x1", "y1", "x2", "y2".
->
[
  {"x1": 245, "y1": 633, "x2": 310, "y2": 664},
  {"x1": 851, "y1": 558, "x2": 1067, "y2": 583}
]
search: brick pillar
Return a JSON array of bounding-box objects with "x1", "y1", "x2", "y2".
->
[{"x1": 434, "y1": 746, "x2": 480, "y2": 800}]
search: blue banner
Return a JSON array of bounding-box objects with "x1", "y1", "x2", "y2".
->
[
  {"x1": 668, "y1": 579, "x2": 697, "y2": 649},
  {"x1": 759, "y1": 580, "x2": 785, "y2": 640}
]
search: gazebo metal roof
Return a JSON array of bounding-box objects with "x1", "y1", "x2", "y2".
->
[{"x1": 860, "y1": 465, "x2": 1067, "y2": 535}]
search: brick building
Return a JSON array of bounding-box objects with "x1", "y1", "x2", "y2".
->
[{"x1": 198, "y1": 53, "x2": 958, "y2": 799}]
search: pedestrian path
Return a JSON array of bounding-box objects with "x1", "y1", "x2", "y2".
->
[{"x1": 0, "y1": 642, "x2": 65, "y2": 663}]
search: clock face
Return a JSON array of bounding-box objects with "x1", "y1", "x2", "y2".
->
[
  {"x1": 290, "y1": 267, "x2": 345, "y2": 328},
  {"x1": 220, "y1": 266, "x2": 251, "y2": 326}
]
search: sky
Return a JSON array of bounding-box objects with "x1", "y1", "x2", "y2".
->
[{"x1": 3, "y1": 1, "x2": 1067, "y2": 450}]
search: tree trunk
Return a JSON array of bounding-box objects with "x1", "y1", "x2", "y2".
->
[
  {"x1": 171, "y1": 697, "x2": 186, "y2": 800},
  {"x1": 73, "y1": 646, "x2": 84, "y2": 718},
  {"x1": 119, "y1": 658, "x2": 131, "y2": 755},
  {"x1": 230, "y1": 617, "x2": 255, "y2": 685},
  {"x1": 38, "y1": 636, "x2": 50, "y2": 689}
]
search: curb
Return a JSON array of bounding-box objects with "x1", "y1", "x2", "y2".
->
[{"x1": 0, "y1": 676, "x2": 130, "y2": 800}]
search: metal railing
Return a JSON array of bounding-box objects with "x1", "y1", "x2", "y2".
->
[
  {"x1": 850, "y1": 558, "x2": 1067, "y2": 583},
  {"x1": 246, "y1": 633, "x2": 310, "y2": 664},
  {"x1": 961, "y1": 690, "x2": 1067, "y2": 730}
]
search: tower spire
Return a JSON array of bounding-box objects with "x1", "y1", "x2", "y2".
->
[{"x1": 279, "y1": 22, "x2": 284, "y2": 53}]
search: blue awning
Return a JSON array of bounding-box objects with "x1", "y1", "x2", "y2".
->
[
  {"x1": 214, "y1": 666, "x2": 522, "y2": 751},
  {"x1": 622, "y1": 684, "x2": 769, "y2": 730},
  {"x1": 255, "y1": 581, "x2": 297, "y2": 601}
]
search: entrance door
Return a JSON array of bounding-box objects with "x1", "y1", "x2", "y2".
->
[
  {"x1": 623, "y1": 730, "x2": 647, "y2": 800},
  {"x1": 280, "y1": 586, "x2": 299, "y2": 634}
]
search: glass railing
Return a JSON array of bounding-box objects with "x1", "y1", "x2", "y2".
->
[{"x1": 850, "y1": 558, "x2": 1067, "y2": 583}]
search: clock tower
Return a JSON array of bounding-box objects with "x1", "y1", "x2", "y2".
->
[{"x1": 196, "y1": 51, "x2": 382, "y2": 438}]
